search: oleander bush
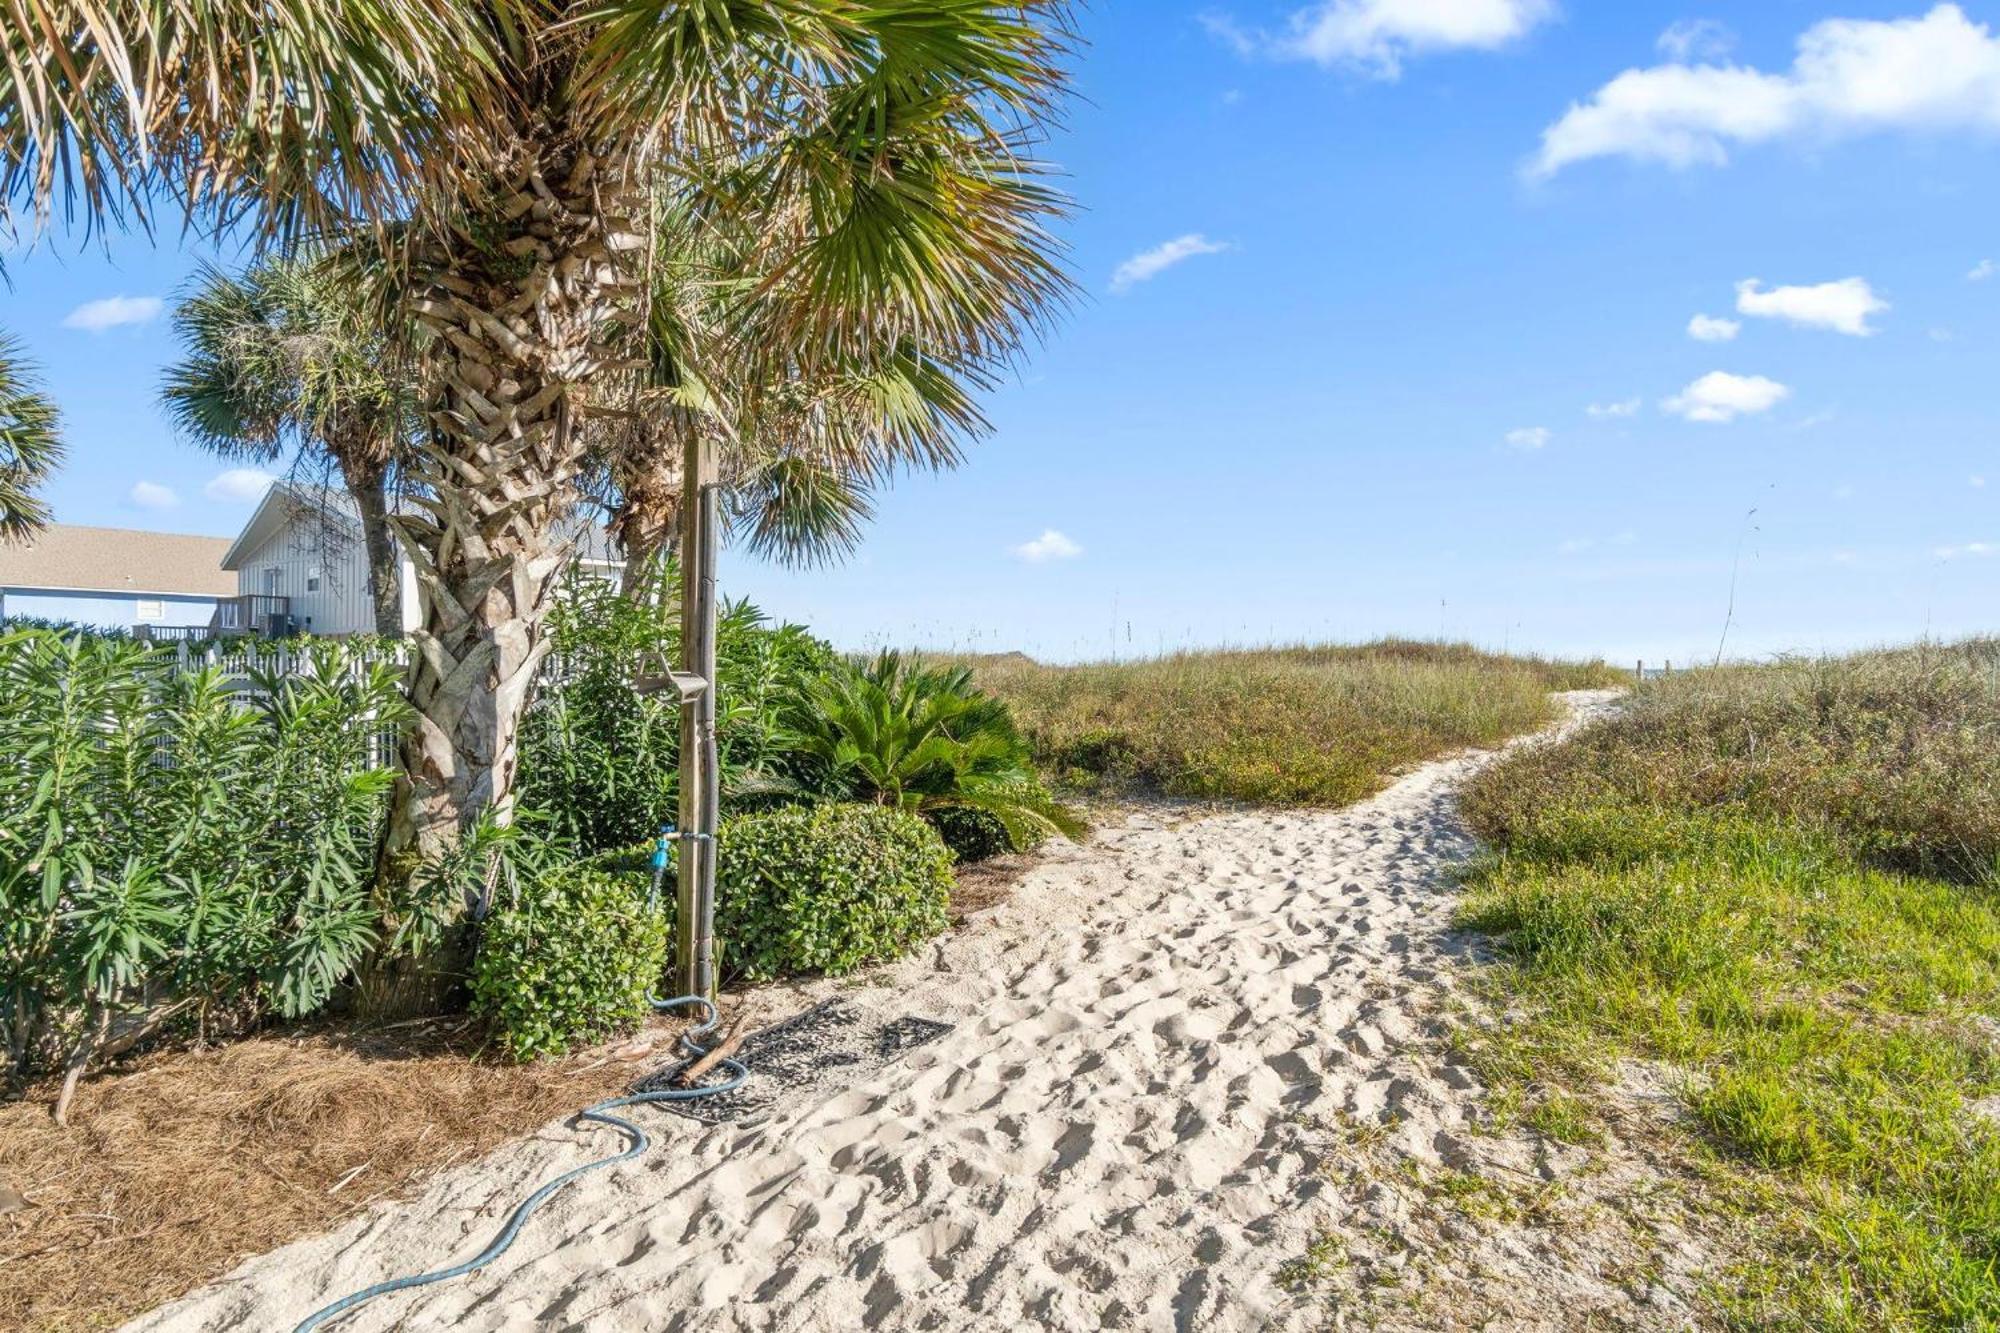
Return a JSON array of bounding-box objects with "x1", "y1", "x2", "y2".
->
[
  {"x1": 469, "y1": 864, "x2": 669, "y2": 1061},
  {"x1": 715, "y1": 803, "x2": 953, "y2": 982},
  {"x1": 0, "y1": 631, "x2": 408, "y2": 1111}
]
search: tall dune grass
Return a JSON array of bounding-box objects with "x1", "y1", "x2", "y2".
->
[
  {"x1": 970, "y1": 639, "x2": 1626, "y2": 807},
  {"x1": 1458, "y1": 638, "x2": 2000, "y2": 1328}
]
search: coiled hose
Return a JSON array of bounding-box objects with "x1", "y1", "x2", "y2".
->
[{"x1": 292, "y1": 994, "x2": 747, "y2": 1332}]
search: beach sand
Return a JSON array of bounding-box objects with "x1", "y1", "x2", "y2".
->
[{"x1": 131, "y1": 688, "x2": 1713, "y2": 1332}]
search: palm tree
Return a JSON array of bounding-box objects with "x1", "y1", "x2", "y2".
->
[
  {"x1": 161, "y1": 258, "x2": 411, "y2": 636},
  {"x1": 597, "y1": 213, "x2": 997, "y2": 587},
  {"x1": 6, "y1": 4, "x2": 1073, "y2": 1010},
  {"x1": 0, "y1": 335, "x2": 62, "y2": 542}
]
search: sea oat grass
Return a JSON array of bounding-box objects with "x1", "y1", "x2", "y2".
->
[{"x1": 971, "y1": 639, "x2": 1625, "y2": 807}]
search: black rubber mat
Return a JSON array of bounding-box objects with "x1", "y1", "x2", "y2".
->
[{"x1": 636, "y1": 998, "x2": 953, "y2": 1126}]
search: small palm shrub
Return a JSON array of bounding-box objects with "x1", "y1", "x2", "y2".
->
[
  {"x1": 788, "y1": 652, "x2": 1083, "y2": 855},
  {"x1": 469, "y1": 865, "x2": 669, "y2": 1061},
  {"x1": 517, "y1": 569, "x2": 842, "y2": 854},
  {"x1": 0, "y1": 631, "x2": 407, "y2": 1111},
  {"x1": 716, "y1": 804, "x2": 953, "y2": 981}
]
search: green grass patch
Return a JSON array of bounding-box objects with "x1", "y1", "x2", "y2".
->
[
  {"x1": 970, "y1": 639, "x2": 1626, "y2": 807},
  {"x1": 1457, "y1": 640, "x2": 2000, "y2": 1329}
]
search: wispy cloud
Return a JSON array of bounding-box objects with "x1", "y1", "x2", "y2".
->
[
  {"x1": 127, "y1": 481, "x2": 179, "y2": 510},
  {"x1": 1530, "y1": 5, "x2": 2000, "y2": 178},
  {"x1": 1586, "y1": 397, "x2": 1641, "y2": 419},
  {"x1": 1657, "y1": 18, "x2": 1735, "y2": 62},
  {"x1": 1505, "y1": 425, "x2": 1552, "y2": 450},
  {"x1": 1935, "y1": 541, "x2": 1997, "y2": 560},
  {"x1": 1736, "y1": 277, "x2": 1887, "y2": 336},
  {"x1": 62, "y1": 294, "x2": 162, "y2": 333},
  {"x1": 1012, "y1": 529, "x2": 1083, "y2": 563},
  {"x1": 1204, "y1": 0, "x2": 1553, "y2": 79},
  {"x1": 1970, "y1": 258, "x2": 1998, "y2": 281},
  {"x1": 1687, "y1": 313, "x2": 1740, "y2": 342},
  {"x1": 1973, "y1": 475, "x2": 1988, "y2": 489},
  {"x1": 203, "y1": 468, "x2": 276, "y2": 503},
  {"x1": 1662, "y1": 371, "x2": 1790, "y2": 423},
  {"x1": 1110, "y1": 234, "x2": 1231, "y2": 294}
]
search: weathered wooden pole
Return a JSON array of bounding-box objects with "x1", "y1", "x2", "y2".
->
[{"x1": 676, "y1": 431, "x2": 721, "y2": 999}]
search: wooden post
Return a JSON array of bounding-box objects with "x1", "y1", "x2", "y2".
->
[{"x1": 676, "y1": 432, "x2": 721, "y2": 1000}]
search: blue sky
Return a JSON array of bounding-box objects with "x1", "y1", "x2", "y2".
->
[{"x1": 5, "y1": 1, "x2": 1997, "y2": 664}]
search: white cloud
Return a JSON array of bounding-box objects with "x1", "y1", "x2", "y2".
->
[
  {"x1": 1207, "y1": 0, "x2": 1553, "y2": 78},
  {"x1": 1661, "y1": 371, "x2": 1790, "y2": 423},
  {"x1": 127, "y1": 481, "x2": 179, "y2": 510},
  {"x1": 1557, "y1": 536, "x2": 1595, "y2": 554},
  {"x1": 62, "y1": 294, "x2": 162, "y2": 333},
  {"x1": 1935, "y1": 540, "x2": 1997, "y2": 559},
  {"x1": 1530, "y1": 5, "x2": 2000, "y2": 178},
  {"x1": 1110, "y1": 234, "x2": 1231, "y2": 293},
  {"x1": 1587, "y1": 397, "x2": 1642, "y2": 419},
  {"x1": 1735, "y1": 277, "x2": 1887, "y2": 336},
  {"x1": 1505, "y1": 425, "x2": 1552, "y2": 450},
  {"x1": 1972, "y1": 474, "x2": 1988, "y2": 488},
  {"x1": 203, "y1": 468, "x2": 276, "y2": 503},
  {"x1": 1687, "y1": 313, "x2": 1740, "y2": 342},
  {"x1": 1833, "y1": 483, "x2": 1856, "y2": 499},
  {"x1": 1012, "y1": 529, "x2": 1083, "y2": 563},
  {"x1": 1657, "y1": 18, "x2": 1735, "y2": 63},
  {"x1": 1971, "y1": 258, "x2": 1998, "y2": 281}
]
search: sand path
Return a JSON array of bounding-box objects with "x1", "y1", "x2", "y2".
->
[{"x1": 133, "y1": 689, "x2": 1705, "y2": 1332}]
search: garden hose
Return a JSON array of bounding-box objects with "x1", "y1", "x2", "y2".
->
[{"x1": 292, "y1": 992, "x2": 747, "y2": 1331}]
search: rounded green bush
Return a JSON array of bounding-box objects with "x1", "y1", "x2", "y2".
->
[
  {"x1": 717, "y1": 803, "x2": 953, "y2": 981},
  {"x1": 470, "y1": 866, "x2": 669, "y2": 1061}
]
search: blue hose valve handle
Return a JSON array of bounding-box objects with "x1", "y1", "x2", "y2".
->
[{"x1": 650, "y1": 823, "x2": 676, "y2": 870}]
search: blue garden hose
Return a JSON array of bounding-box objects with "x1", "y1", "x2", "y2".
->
[{"x1": 300, "y1": 820, "x2": 752, "y2": 1328}]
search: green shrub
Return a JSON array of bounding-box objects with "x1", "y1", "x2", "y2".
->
[
  {"x1": 470, "y1": 866, "x2": 669, "y2": 1061},
  {"x1": 0, "y1": 631, "x2": 407, "y2": 1086},
  {"x1": 716, "y1": 804, "x2": 953, "y2": 981},
  {"x1": 517, "y1": 568, "x2": 843, "y2": 854}
]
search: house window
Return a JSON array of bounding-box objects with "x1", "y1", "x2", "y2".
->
[
  {"x1": 306, "y1": 569, "x2": 322, "y2": 592},
  {"x1": 135, "y1": 598, "x2": 165, "y2": 621},
  {"x1": 264, "y1": 568, "x2": 281, "y2": 596},
  {"x1": 218, "y1": 602, "x2": 241, "y2": 629}
]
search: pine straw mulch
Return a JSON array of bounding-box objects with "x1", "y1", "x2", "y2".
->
[{"x1": 0, "y1": 1014, "x2": 688, "y2": 1333}]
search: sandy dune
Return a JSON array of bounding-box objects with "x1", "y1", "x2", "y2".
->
[{"x1": 133, "y1": 689, "x2": 1710, "y2": 1332}]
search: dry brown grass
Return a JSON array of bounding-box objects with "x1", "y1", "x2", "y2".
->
[
  {"x1": 0, "y1": 1018, "x2": 684, "y2": 1332},
  {"x1": 970, "y1": 639, "x2": 1626, "y2": 807}
]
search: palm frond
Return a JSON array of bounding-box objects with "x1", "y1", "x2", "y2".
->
[{"x1": 0, "y1": 332, "x2": 63, "y2": 540}]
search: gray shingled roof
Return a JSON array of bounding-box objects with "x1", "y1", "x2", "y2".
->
[{"x1": 0, "y1": 525, "x2": 235, "y2": 598}]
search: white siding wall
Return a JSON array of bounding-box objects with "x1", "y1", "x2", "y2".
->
[{"x1": 233, "y1": 520, "x2": 376, "y2": 637}]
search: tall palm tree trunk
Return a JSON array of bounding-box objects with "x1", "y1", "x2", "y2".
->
[
  {"x1": 337, "y1": 452, "x2": 404, "y2": 638},
  {"x1": 357, "y1": 139, "x2": 642, "y2": 1019}
]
